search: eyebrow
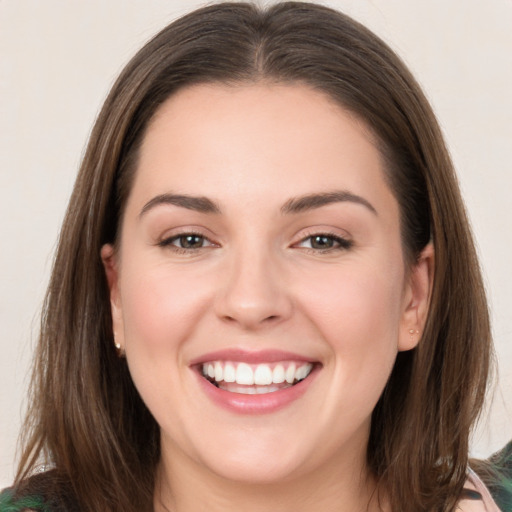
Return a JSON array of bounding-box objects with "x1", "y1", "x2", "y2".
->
[
  {"x1": 139, "y1": 193, "x2": 221, "y2": 217},
  {"x1": 281, "y1": 191, "x2": 377, "y2": 215},
  {"x1": 139, "y1": 189, "x2": 377, "y2": 218}
]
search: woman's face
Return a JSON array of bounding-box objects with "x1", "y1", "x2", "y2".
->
[{"x1": 102, "y1": 83, "x2": 432, "y2": 484}]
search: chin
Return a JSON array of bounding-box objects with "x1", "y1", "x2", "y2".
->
[
  {"x1": 177, "y1": 424, "x2": 314, "y2": 485},
  {"x1": 200, "y1": 452, "x2": 308, "y2": 485}
]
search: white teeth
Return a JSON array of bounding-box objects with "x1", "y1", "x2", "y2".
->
[
  {"x1": 296, "y1": 364, "x2": 310, "y2": 381},
  {"x1": 201, "y1": 361, "x2": 314, "y2": 388},
  {"x1": 272, "y1": 364, "x2": 285, "y2": 384},
  {"x1": 217, "y1": 384, "x2": 281, "y2": 394},
  {"x1": 285, "y1": 363, "x2": 296, "y2": 384},
  {"x1": 214, "y1": 361, "x2": 223, "y2": 382},
  {"x1": 255, "y1": 385, "x2": 280, "y2": 394},
  {"x1": 235, "y1": 363, "x2": 254, "y2": 385},
  {"x1": 223, "y1": 363, "x2": 236, "y2": 382},
  {"x1": 254, "y1": 364, "x2": 273, "y2": 385}
]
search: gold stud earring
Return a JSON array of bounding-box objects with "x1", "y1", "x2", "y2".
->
[{"x1": 409, "y1": 329, "x2": 420, "y2": 341}]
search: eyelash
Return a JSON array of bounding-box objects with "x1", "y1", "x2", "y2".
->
[
  {"x1": 157, "y1": 232, "x2": 353, "y2": 254},
  {"x1": 157, "y1": 232, "x2": 215, "y2": 254},
  {"x1": 294, "y1": 232, "x2": 353, "y2": 253}
]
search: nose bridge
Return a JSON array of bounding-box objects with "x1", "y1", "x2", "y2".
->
[{"x1": 215, "y1": 238, "x2": 291, "y2": 329}]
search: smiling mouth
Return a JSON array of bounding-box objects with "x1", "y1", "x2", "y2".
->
[{"x1": 200, "y1": 361, "x2": 314, "y2": 394}]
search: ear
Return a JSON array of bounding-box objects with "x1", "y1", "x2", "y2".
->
[
  {"x1": 398, "y1": 243, "x2": 435, "y2": 351},
  {"x1": 101, "y1": 244, "x2": 124, "y2": 352}
]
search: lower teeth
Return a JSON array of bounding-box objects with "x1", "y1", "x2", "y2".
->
[
  {"x1": 217, "y1": 383, "x2": 290, "y2": 394},
  {"x1": 207, "y1": 378, "x2": 303, "y2": 394}
]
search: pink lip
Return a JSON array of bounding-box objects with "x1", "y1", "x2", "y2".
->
[
  {"x1": 189, "y1": 348, "x2": 315, "y2": 365},
  {"x1": 192, "y1": 361, "x2": 320, "y2": 415}
]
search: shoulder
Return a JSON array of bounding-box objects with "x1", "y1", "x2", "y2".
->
[
  {"x1": 466, "y1": 441, "x2": 512, "y2": 512},
  {"x1": 0, "y1": 486, "x2": 48, "y2": 511},
  {"x1": 0, "y1": 471, "x2": 79, "y2": 512},
  {"x1": 487, "y1": 441, "x2": 512, "y2": 511},
  {"x1": 458, "y1": 472, "x2": 500, "y2": 512}
]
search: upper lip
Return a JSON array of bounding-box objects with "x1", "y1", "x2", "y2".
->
[{"x1": 189, "y1": 348, "x2": 317, "y2": 366}]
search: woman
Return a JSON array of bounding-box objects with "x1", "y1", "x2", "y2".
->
[{"x1": 1, "y1": 2, "x2": 510, "y2": 511}]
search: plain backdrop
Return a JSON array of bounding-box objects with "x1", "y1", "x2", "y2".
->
[{"x1": 1, "y1": 0, "x2": 511, "y2": 488}]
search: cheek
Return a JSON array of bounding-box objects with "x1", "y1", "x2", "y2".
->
[
  {"x1": 295, "y1": 261, "x2": 404, "y2": 398},
  {"x1": 119, "y1": 261, "x2": 214, "y2": 357},
  {"x1": 298, "y1": 262, "x2": 404, "y2": 346},
  {"x1": 117, "y1": 261, "x2": 216, "y2": 432}
]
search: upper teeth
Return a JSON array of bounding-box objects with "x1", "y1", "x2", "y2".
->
[{"x1": 202, "y1": 361, "x2": 313, "y2": 386}]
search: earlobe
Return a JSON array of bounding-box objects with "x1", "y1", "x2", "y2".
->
[
  {"x1": 398, "y1": 243, "x2": 435, "y2": 351},
  {"x1": 101, "y1": 244, "x2": 124, "y2": 351}
]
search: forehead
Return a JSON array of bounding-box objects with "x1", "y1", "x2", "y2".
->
[{"x1": 128, "y1": 82, "x2": 396, "y2": 217}]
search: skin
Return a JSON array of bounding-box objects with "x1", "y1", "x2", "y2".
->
[{"x1": 102, "y1": 83, "x2": 433, "y2": 512}]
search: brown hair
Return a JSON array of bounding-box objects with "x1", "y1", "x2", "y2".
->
[{"x1": 16, "y1": 3, "x2": 492, "y2": 511}]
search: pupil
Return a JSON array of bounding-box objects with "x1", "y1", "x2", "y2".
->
[
  {"x1": 181, "y1": 235, "x2": 203, "y2": 248},
  {"x1": 312, "y1": 235, "x2": 333, "y2": 249}
]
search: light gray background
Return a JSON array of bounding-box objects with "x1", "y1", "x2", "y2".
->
[{"x1": 1, "y1": 0, "x2": 511, "y2": 488}]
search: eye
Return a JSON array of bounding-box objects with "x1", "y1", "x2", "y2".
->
[
  {"x1": 296, "y1": 233, "x2": 352, "y2": 251},
  {"x1": 159, "y1": 233, "x2": 215, "y2": 251}
]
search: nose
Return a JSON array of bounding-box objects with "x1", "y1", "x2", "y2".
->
[{"x1": 214, "y1": 247, "x2": 293, "y2": 330}]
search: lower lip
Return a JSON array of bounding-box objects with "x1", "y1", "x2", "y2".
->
[{"x1": 194, "y1": 367, "x2": 319, "y2": 415}]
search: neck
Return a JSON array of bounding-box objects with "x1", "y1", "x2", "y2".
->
[{"x1": 153, "y1": 442, "x2": 389, "y2": 512}]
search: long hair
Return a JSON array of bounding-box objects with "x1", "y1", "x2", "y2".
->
[{"x1": 16, "y1": 3, "x2": 492, "y2": 511}]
